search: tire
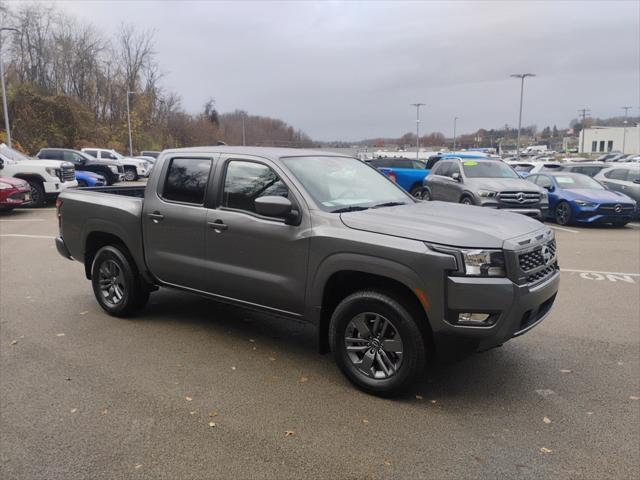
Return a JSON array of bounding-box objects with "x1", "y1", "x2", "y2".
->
[
  {"x1": 555, "y1": 201, "x2": 572, "y2": 226},
  {"x1": 329, "y1": 290, "x2": 427, "y2": 397},
  {"x1": 421, "y1": 188, "x2": 432, "y2": 201},
  {"x1": 77, "y1": 179, "x2": 88, "y2": 187},
  {"x1": 410, "y1": 185, "x2": 426, "y2": 199},
  {"x1": 91, "y1": 245, "x2": 150, "y2": 317},
  {"x1": 25, "y1": 180, "x2": 46, "y2": 207},
  {"x1": 124, "y1": 167, "x2": 138, "y2": 182},
  {"x1": 460, "y1": 195, "x2": 474, "y2": 205},
  {"x1": 0, "y1": 206, "x2": 14, "y2": 212}
]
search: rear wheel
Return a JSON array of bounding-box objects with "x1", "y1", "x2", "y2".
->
[
  {"x1": 26, "y1": 180, "x2": 46, "y2": 207},
  {"x1": 329, "y1": 290, "x2": 427, "y2": 397},
  {"x1": 124, "y1": 167, "x2": 138, "y2": 182},
  {"x1": 91, "y1": 245, "x2": 150, "y2": 317},
  {"x1": 555, "y1": 201, "x2": 572, "y2": 226}
]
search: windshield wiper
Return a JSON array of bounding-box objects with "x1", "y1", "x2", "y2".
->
[
  {"x1": 372, "y1": 201, "x2": 407, "y2": 208},
  {"x1": 330, "y1": 206, "x2": 370, "y2": 213}
]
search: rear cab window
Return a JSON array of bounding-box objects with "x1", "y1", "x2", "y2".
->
[{"x1": 162, "y1": 158, "x2": 213, "y2": 205}]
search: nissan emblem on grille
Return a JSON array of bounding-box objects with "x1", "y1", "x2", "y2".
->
[{"x1": 541, "y1": 245, "x2": 552, "y2": 264}]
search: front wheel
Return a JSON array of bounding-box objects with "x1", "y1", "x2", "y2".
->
[
  {"x1": 329, "y1": 290, "x2": 427, "y2": 397},
  {"x1": 91, "y1": 245, "x2": 150, "y2": 317},
  {"x1": 26, "y1": 180, "x2": 46, "y2": 207},
  {"x1": 410, "y1": 186, "x2": 427, "y2": 199},
  {"x1": 123, "y1": 167, "x2": 138, "y2": 182},
  {"x1": 555, "y1": 201, "x2": 572, "y2": 226},
  {"x1": 460, "y1": 195, "x2": 474, "y2": 205}
]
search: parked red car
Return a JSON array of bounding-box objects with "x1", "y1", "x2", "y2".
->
[{"x1": 0, "y1": 177, "x2": 32, "y2": 211}]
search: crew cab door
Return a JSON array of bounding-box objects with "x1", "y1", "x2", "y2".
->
[
  {"x1": 426, "y1": 161, "x2": 450, "y2": 200},
  {"x1": 205, "y1": 156, "x2": 309, "y2": 316},
  {"x1": 143, "y1": 154, "x2": 218, "y2": 290}
]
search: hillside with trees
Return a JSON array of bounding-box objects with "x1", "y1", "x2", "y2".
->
[{"x1": 0, "y1": 3, "x2": 313, "y2": 154}]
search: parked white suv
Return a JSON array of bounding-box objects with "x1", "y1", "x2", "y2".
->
[
  {"x1": 81, "y1": 148, "x2": 150, "y2": 181},
  {"x1": 0, "y1": 143, "x2": 78, "y2": 207}
]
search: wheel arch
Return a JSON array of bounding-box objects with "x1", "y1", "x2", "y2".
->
[{"x1": 309, "y1": 255, "x2": 433, "y2": 354}]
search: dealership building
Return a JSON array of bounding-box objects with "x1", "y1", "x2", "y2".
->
[{"x1": 579, "y1": 126, "x2": 640, "y2": 154}]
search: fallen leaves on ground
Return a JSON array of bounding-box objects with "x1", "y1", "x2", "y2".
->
[
  {"x1": 430, "y1": 400, "x2": 437, "y2": 404},
  {"x1": 630, "y1": 396, "x2": 640, "y2": 401},
  {"x1": 383, "y1": 460, "x2": 392, "y2": 466},
  {"x1": 231, "y1": 366, "x2": 237, "y2": 371},
  {"x1": 189, "y1": 411, "x2": 196, "y2": 415},
  {"x1": 185, "y1": 396, "x2": 193, "y2": 402},
  {"x1": 10, "y1": 340, "x2": 17, "y2": 345},
  {"x1": 543, "y1": 417, "x2": 551, "y2": 424},
  {"x1": 56, "y1": 333, "x2": 65, "y2": 337},
  {"x1": 540, "y1": 447, "x2": 552, "y2": 454},
  {"x1": 559, "y1": 369, "x2": 573, "y2": 374},
  {"x1": 473, "y1": 455, "x2": 486, "y2": 464},
  {"x1": 134, "y1": 464, "x2": 142, "y2": 469},
  {"x1": 79, "y1": 311, "x2": 88, "y2": 315},
  {"x1": 70, "y1": 408, "x2": 77, "y2": 413},
  {"x1": 208, "y1": 411, "x2": 219, "y2": 417},
  {"x1": 101, "y1": 409, "x2": 109, "y2": 415},
  {"x1": 299, "y1": 376, "x2": 309, "y2": 384},
  {"x1": 362, "y1": 418, "x2": 369, "y2": 424},
  {"x1": 284, "y1": 430, "x2": 295, "y2": 437},
  {"x1": 208, "y1": 422, "x2": 216, "y2": 428},
  {"x1": 269, "y1": 357, "x2": 276, "y2": 362}
]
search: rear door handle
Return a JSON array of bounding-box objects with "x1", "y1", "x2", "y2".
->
[
  {"x1": 208, "y1": 220, "x2": 228, "y2": 232},
  {"x1": 148, "y1": 212, "x2": 164, "y2": 223}
]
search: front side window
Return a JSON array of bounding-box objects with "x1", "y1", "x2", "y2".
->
[
  {"x1": 163, "y1": 158, "x2": 212, "y2": 204},
  {"x1": 63, "y1": 151, "x2": 81, "y2": 163},
  {"x1": 532, "y1": 175, "x2": 553, "y2": 189},
  {"x1": 433, "y1": 161, "x2": 450, "y2": 176},
  {"x1": 222, "y1": 161, "x2": 288, "y2": 213},
  {"x1": 282, "y1": 156, "x2": 410, "y2": 212},
  {"x1": 605, "y1": 169, "x2": 628, "y2": 181}
]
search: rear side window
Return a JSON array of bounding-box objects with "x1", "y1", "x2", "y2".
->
[
  {"x1": 40, "y1": 149, "x2": 62, "y2": 160},
  {"x1": 222, "y1": 160, "x2": 288, "y2": 214},
  {"x1": 163, "y1": 158, "x2": 212, "y2": 204},
  {"x1": 84, "y1": 150, "x2": 97, "y2": 158}
]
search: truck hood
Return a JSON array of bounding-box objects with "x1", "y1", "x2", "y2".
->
[
  {"x1": 340, "y1": 201, "x2": 545, "y2": 249},
  {"x1": 2, "y1": 158, "x2": 73, "y2": 169},
  {"x1": 464, "y1": 177, "x2": 544, "y2": 192}
]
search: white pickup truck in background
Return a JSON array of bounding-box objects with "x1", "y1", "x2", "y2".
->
[
  {"x1": 0, "y1": 143, "x2": 77, "y2": 207},
  {"x1": 81, "y1": 148, "x2": 151, "y2": 181}
]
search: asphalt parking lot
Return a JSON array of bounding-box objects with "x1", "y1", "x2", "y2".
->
[{"x1": 1, "y1": 208, "x2": 639, "y2": 479}]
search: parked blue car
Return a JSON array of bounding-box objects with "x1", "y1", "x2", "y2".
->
[
  {"x1": 526, "y1": 172, "x2": 636, "y2": 226},
  {"x1": 76, "y1": 170, "x2": 107, "y2": 187}
]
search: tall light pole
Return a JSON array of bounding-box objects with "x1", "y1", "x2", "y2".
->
[
  {"x1": 241, "y1": 112, "x2": 246, "y2": 146},
  {"x1": 510, "y1": 73, "x2": 535, "y2": 160},
  {"x1": 410, "y1": 103, "x2": 425, "y2": 161},
  {"x1": 0, "y1": 27, "x2": 21, "y2": 148},
  {"x1": 621, "y1": 106, "x2": 631, "y2": 153},
  {"x1": 126, "y1": 91, "x2": 134, "y2": 156},
  {"x1": 453, "y1": 116, "x2": 459, "y2": 150},
  {"x1": 577, "y1": 108, "x2": 591, "y2": 153}
]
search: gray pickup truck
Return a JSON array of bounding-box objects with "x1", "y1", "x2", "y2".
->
[{"x1": 55, "y1": 147, "x2": 560, "y2": 396}]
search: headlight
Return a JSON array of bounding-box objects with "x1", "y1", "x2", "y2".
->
[
  {"x1": 109, "y1": 165, "x2": 119, "y2": 173},
  {"x1": 540, "y1": 191, "x2": 548, "y2": 200},
  {"x1": 0, "y1": 181, "x2": 12, "y2": 190},
  {"x1": 460, "y1": 249, "x2": 506, "y2": 277},
  {"x1": 45, "y1": 167, "x2": 61, "y2": 178},
  {"x1": 477, "y1": 189, "x2": 496, "y2": 198},
  {"x1": 575, "y1": 200, "x2": 596, "y2": 207}
]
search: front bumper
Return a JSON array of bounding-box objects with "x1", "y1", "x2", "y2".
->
[
  {"x1": 477, "y1": 198, "x2": 547, "y2": 220},
  {"x1": 43, "y1": 180, "x2": 78, "y2": 193},
  {"x1": 440, "y1": 270, "x2": 560, "y2": 350}
]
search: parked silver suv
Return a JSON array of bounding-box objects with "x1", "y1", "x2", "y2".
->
[
  {"x1": 594, "y1": 164, "x2": 640, "y2": 204},
  {"x1": 423, "y1": 159, "x2": 548, "y2": 219}
]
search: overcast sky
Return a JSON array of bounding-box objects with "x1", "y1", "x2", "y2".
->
[{"x1": 56, "y1": 0, "x2": 639, "y2": 141}]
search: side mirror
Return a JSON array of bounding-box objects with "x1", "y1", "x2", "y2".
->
[
  {"x1": 544, "y1": 185, "x2": 554, "y2": 192},
  {"x1": 255, "y1": 196, "x2": 300, "y2": 224},
  {"x1": 451, "y1": 172, "x2": 462, "y2": 182}
]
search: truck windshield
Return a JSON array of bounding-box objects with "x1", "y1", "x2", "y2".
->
[
  {"x1": 463, "y1": 161, "x2": 519, "y2": 178},
  {"x1": 0, "y1": 143, "x2": 32, "y2": 162},
  {"x1": 282, "y1": 156, "x2": 412, "y2": 212}
]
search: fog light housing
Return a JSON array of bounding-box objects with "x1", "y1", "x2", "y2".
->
[{"x1": 458, "y1": 313, "x2": 491, "y2": 324}]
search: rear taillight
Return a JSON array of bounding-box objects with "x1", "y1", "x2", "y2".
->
[{"x1": 387, "y1": 171, "x2": 397, "y2": 183}]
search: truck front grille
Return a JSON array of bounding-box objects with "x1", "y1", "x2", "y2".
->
[
  {"x1": 518, "y1": 239, "x2": 556, "y2": 272},
  {"x1": 498, "y1": 191, "x2": 541, "y2": 206},
  {"x1": 526, "y1": 261, "x2": 558, "y2": 284},
  {"x1": 60, "y1": 166, "x2": 76, "y2": 182}
]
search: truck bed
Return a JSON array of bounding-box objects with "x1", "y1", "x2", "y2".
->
[{"x1": 77, "y1": 185, "x2": 146, "y2": 198}]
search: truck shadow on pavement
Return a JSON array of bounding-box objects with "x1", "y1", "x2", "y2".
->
[{"x1": 140, "y1": 288, "x2": 549, "y2": 403}]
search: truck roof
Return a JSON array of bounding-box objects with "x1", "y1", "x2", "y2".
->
[{"x1": 160, "y1": 146, "x2": 353, "y2": 160}]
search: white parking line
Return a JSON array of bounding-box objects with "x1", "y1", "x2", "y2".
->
[
  {"x1": 0, "y1": 234, "x2": 55, "y2": 239},
  {"x1": 0, "y1": 219, "x2": 45, "y2": 222},
  {"x1": 562, "y1": 268, "x2": 640, "y2": 277},
  {"x1": 548, "y1": 225, "x2": 580, "y2": 234}
]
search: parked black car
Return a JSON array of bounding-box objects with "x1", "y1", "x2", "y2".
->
[{"x1": 37, "y1": 148, "x2": 124, "y2": 185}]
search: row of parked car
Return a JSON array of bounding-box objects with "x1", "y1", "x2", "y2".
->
[
  {"x1": 0, "y1": 144, "x2": 160, "y2": 211},
  {"x1": 368, "y1": 152, "x2": 640, "y2": 227}
]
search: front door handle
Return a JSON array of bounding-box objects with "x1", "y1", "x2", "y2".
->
[
  {"x1": 148, "y1": 212, "x2": 164, "y2": 224},
  {"x1": 208, "y1": 220, "x2": 228, "y2": 232}
]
